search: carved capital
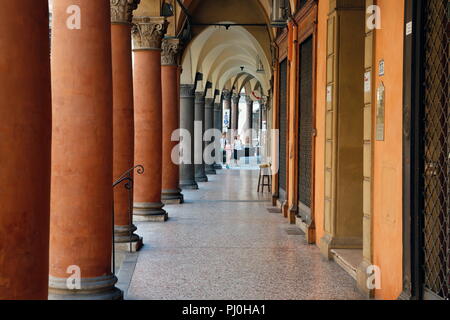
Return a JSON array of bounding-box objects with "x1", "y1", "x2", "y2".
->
[
  {"x1": 232, "y1": 94, "x2": 240, "y2": 105},
  {"x1": 245, "y1": 95, "x2": 254, "y2": 104},
  {"x1": 161, "y1": 38, "x2": 181, "y2": 66},
  {"x1": 132, "y1": 16, "x2": 168, "y2": 50},
  {"x1": 180, "y1": 84, "x2": 195, "y2": 98},
  {"x1": 222, "y1": 90, "x2": 231, "y2": 101},
  {"x1": 110, "y1": 0, "x2": 140, "y2": 24}
]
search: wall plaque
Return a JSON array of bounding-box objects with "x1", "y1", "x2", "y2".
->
[{"x1": 376, "y1": 82, "x2": 385, "y2": 141}]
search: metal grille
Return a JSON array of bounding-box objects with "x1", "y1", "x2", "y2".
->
[
  {"x1": 298, "y1": 36, "x2": 313, "y2": 221},
  {"x1": 422, "y1": 0, "x2": 449, "y2": 300},
  {"x1": 279, "y1": 59, "x2": 288, "y2": 196}
]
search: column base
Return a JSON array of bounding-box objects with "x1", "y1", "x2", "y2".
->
[
  {"x1": 205, "y1": 165, "x2": 216, "y2": 175},
  {"x1": 114, "y1": 224, "x2": 143, "y2": 252},
  {"x1": 319, "y1": 233, "x2": 363, "y2": 259},
  {"x1": 162, "y1": 188, "x2": 184, "y2": 204},
  {"x1": 133, "y1": 202, "x2": 168, "y2": 222},
  {"x1": 179, "y1": 180, "x2": 199, "y2": 190},
  {"x1": 195, "y1": 175, "x2": 208, "y2": 182},
  {"x1": 48, "y1": 274, "x2": 123, "y2": 300},
  {"x1": 214, "y1": 163, "x2": 223, "y2": 170},
  {"x1": 356, "y1": 258, "x2": 375, "y2": 298}
]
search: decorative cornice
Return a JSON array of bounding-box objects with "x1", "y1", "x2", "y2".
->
[
  {"x1": 110, "y1": 0, "x2": 140, "y2": 24},
  {"x1": 132, "y1": 16, "x2": 168, "y2": 50},
  {"x1": 180, "y1": 84, "x2": 195, "y2": 98},
  {"x1": 161, "y1": 38, "x2": 181, "y2": 66}
]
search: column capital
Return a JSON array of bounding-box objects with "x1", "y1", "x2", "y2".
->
[
  {"x1": 180, "y1": 84, "x2": 195, "y2": 98},
  {"x1": 205, "y1": 98, "x2": 214, "y2": 108},
  {"x1": 222, "y1": 90, "x2": 231, "y2": 100},
  {"x1": 195, "y1": 92, "x2": 206, "y2": 103},
  {"x1": 245, "y1": 95, "x2": 254, "y2": 104},
  {"x1": 232, "y1": 94, "x2": 240, "y2": 104},
  {"x1": 161, "y1": 38, "x2": 181, "y2": 66},
  {"x1": 110, "y1": 0, "x2": 140, "y2": 24},
  {"x1": 132, "y1": 16, "x2": 168, "y2": 50},
  {"x1": 214, "y1": 103, "x2": 222, "y2": 111}
]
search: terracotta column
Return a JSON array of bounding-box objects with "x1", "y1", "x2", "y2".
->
[
  {"x1": 49, "y1": 0, "x2": 121, "y2": 300},
  {"x1": 132, "y1": 16, "x2": 168, "y2": 222},
  {"x1": 111, "y1": 0, "x2": 142, "y2": 252},
  {"x1": 0, "y1": 1, "x2": 51, "y2": 300},
  {"x1": 161, "y1": 38, "x2": 184, "y2": 204},
  {"x1": 179, "y1": 85, "x2": 199, "y2": 189},
  {"x1": 194, "y1": 92, "x2": 208, "y2": 182},
  {"x1": 204, "y1": 97, "x2": 216, "y2": 175},
  {"x1": 213, "y1": 100, "x2": 223, "y2": 169},
  {"x1": 231, "y1": 93, "x2": 240, "y2": 138}
]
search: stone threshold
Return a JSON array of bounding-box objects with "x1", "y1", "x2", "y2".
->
[{"x1": 330, "y1": 248, "x2": 363, "y2": 281}]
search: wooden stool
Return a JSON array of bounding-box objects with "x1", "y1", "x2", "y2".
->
[{"x1": 257, "y1": 164, "x2": 272, "y2": 193}]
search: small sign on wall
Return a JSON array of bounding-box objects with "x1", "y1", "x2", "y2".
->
[{"x1": 376, "y1": 82, "x2": 386, "y2": 141}]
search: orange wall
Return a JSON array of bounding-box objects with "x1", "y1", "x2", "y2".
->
[
  {"x1": 372, "y1": 0, "x2": 404, "y2": 300},
  {"x1": 313, "y1": 0, "x2": 328, "y2": 244}
]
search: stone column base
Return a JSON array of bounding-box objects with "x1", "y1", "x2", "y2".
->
[
  {"x1": 48, "y1": 274, "x2": 123, "y2": 300},
  {"x1": 114, "y1": 224, "x2": 143, "y2": 252},
  {"x1": 356, "y1": 259, "x2": 375, "y2": 298},
  {"x1": 319, "y1": 234, "x2": 363, "y2": 259},
  {"x1": 296, "y1": 218, "x2": 316, "y2": 244},
  {"x1": 179, "y1": 180, "x2": 199, "y2": 190},
  {"x1": 214, "y1": 163, "x2": 223, "y2": 170},
  {"x1": 195, "y1": 175, "x2": 208, "y2": 182},
  {"x1": 205, "y1": 165, "x2": 216, "y2": 175},
  {"x1": 133, "y1": 202, "x2": 168, "y2": 222},
  {"x1": 162, "y1": 188, "x2": 184, "y2": 204}
]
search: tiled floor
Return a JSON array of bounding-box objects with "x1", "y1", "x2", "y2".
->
[{"x1": 125, "y1": 169, "x2": 364, "y2": 300}]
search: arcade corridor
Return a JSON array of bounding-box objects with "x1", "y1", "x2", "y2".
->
[{"x1": 118, "y1": 170, "x2": 363, "y2": 300}]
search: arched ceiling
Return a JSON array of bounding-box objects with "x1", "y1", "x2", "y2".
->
[
  {"x1": 136, "y1": 0, "x2": 299, "y2": 97},
  {"x1": 180, "y1": 24, "x2": 271, "y2": 96}
]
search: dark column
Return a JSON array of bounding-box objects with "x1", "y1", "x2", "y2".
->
[
  {"x1": 213, "y1": 100, "x2": 223, "y2": 169},
  {"x1": 194, "y1": 92, "x2": 208, "y2": 182},
  {"x1": 231, "y1": 93, "x2": 240, "y2": 138},
  {"x1": 179, "y1": 84, "x2": 199, "y2": 189},
  {"x1": 244, "y1": 95, "x2": 254, "y2": 146},
  {"x1": 223, "y1": 90, "x2": 232, "y2": 141},
  {"x1": 204, "y1": 97, "x2": 216, "y2": 174}
]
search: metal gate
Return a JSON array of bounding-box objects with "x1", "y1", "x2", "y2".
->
[
  {"x1": 298, "y1": 36, "x2": 313, "y2": 223},
  {"x1": 278, "y1": 59, "x2": 288, "y2": 199},
  {"x1": 422, "y1": 0, "x2": 449, "y2": 300}
]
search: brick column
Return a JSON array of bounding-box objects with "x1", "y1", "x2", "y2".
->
[
  {"x1": 161, "y1": 38, "x2": 184, "y2": 204},
  {"x1": 0, "y1": 0, "x2": 51, "y2": 300},
  {"x1": 111, "y1": 0, "x2": 143, "y2": 252},
  {"x1": 132, "y1": 16, "x2": 168, "y2": 222},
  {"x1": 49, "y1": 0, "x2": 121, "y2": 299}
]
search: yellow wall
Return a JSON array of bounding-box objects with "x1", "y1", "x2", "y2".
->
[
  {"x1": 313, "y1": 0, "x2": 329, "y2": 244},
  {"x1": 372, "y1": 0, "x2": 404, "y2": 300}
]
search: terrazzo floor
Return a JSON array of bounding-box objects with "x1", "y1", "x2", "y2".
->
[{"x1": 126, "y1": 168, "x2": 364, "y2": 300}]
